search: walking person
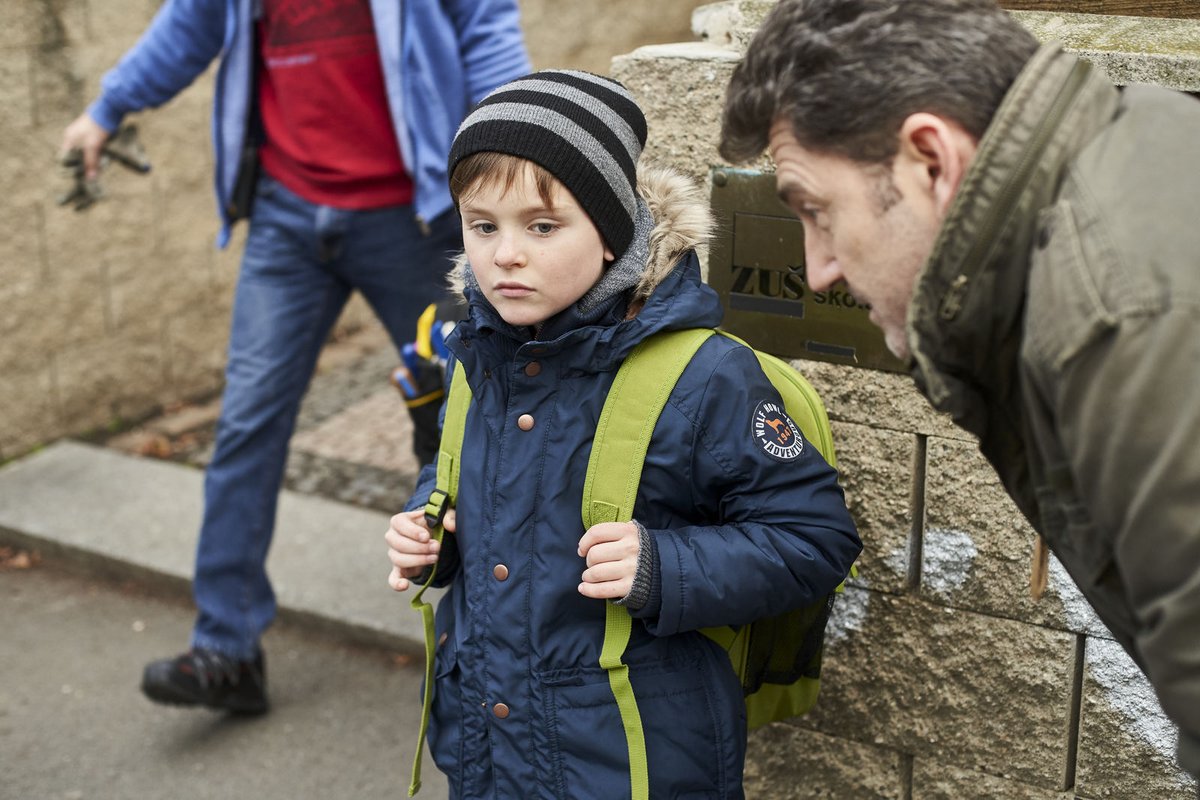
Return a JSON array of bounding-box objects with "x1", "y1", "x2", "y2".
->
[{"x1": 60, "y1": 0, "x2": 530, "y2": 714}]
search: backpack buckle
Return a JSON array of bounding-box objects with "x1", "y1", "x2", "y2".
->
[{"x1": 424, "y1": 489, "x2": 450, "y2": 529}]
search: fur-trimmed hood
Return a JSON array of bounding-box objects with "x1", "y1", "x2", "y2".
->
[{"x1": 447, "y1": 163, "x2": 713, "y2": 306}]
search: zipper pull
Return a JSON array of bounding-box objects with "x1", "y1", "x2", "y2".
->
[
  {"x1": 416, "y1": 215, "x2": 432, "y2": 237},
  {"x1": 939, "y1": 274, "x2": 969, "y2": 321}
]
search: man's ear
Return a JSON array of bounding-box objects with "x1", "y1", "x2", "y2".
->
[{"x1": 896, "y1": 113, "x2": 978, "y2": 217}]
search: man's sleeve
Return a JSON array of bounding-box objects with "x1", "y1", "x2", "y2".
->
[
  {"x1": 444, "y1": 0, "x2": 532, "y2": 104},
  {"x1": 88, "y1": 0, "x2": 228, "y2": 131},
  {"x1": 1052, "y1": 308, "x2": 1200, "y2": 778}
]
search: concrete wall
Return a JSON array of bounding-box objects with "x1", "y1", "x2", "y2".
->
[
  {"x1": 522, "y1": 0, "x2": 702, "y2": 74},
  {"x1": 1, "y1": 0, "x2": 228, "y2": 461},
  {"x1": 0, "y1": 0, "x2": 708, "y2": 461},
  {"x1": 610, "y1": 3, "x2": 1199, "y2": 797}
]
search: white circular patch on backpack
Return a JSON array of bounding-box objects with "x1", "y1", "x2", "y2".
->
[{"x1": 753, "y1": 400, "x2": 804, "y2": 461}]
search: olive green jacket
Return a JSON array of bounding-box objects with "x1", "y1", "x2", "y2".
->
[{"x1": 908, "y1": 44, "x2": 1200, "y2": 779}]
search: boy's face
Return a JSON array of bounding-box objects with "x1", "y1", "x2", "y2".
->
[{"x1": 460, "y1": 165, "x2": 613, "y2": 328}]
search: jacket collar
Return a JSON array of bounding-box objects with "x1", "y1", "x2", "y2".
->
[{"x1": 907, "y1": 44, "x2": 1118, "y2": 437}]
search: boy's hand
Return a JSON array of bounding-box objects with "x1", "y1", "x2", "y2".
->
[
  {"x1": 577, "y1": 522, "x2": 640, "y2": 600},
  {"x1": 386, "y1": 509, "x2": 453, "y2": 592}
]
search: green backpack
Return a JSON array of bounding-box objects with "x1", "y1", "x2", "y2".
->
[{"x1": 407, "y1": 328, "x2": 849, "y2": 798}]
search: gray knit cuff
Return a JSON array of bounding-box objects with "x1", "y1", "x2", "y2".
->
[{"x1": 614, "y1": 520, "x2": 654, "y2": 611}]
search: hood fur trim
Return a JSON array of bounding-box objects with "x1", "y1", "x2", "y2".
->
[{"x1": 630, "y1": 164, "x2": 713, "y2": 302}]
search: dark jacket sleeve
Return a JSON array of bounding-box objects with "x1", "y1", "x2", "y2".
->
[{"x1": 635, "y1": 342, "x2": 861, "y2": 636}]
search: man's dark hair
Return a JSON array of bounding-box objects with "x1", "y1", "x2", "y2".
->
[{"x1": 719, "y1": 0, "x2": 1039, "y2": 165}]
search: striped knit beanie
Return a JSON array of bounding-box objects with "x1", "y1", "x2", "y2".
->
[{"x1": 448, "y1": 70, "x2": 648, "y2": 261}]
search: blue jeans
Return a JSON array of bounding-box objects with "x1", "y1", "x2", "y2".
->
[{"x1": 191, "y1": 175, "x2": 460, "y2": 659}]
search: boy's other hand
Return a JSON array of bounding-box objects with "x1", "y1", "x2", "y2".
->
[
  {"x1": 577, "y1": 522, "x2": 640, "y2": 600},
  {"x1": 386, "y1": 508, "x2": 452, "y2": 592}
]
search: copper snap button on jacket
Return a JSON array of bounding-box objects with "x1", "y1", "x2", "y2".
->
[
  {"x1": 524, "y1": 361, "x2": 541, "y2": 377},
  {"x1": 493, "y1": 564, "x2": 509, "y2": 581},
  {"x1": 493, "y1": 702, "x2": 510, "y2": 719},
  {"x1": 517, "y1": 414, "x2": 535, "y2": 431}
]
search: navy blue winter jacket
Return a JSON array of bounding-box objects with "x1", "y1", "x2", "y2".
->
[{"x1": 405, "y1": 167, "x2": 861, "y2": 799}]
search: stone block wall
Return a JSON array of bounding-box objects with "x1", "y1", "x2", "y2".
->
[
  {"x1": 1, "y1": 0, "x2": 250, "y2": 460},
  {"x1": 0, "y1": 0, "x2": 709, "y2": 461},
  {"x1": 611, "y1": 3, "x2": 1199, "y2": 797}
]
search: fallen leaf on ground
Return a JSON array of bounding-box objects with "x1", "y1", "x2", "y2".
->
[{"x1": 0, "y1": 546, "x2": 41, "y2": 570}]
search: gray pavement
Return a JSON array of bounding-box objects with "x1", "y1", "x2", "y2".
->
[
  {"x1": 0, "y1": 441, "x2": 438, "y2": 652},
  {"x1": 0, "y1": 325, "x2": 451, "y2": 799},
  {"x1": 0, "y1": 562, "x2": 447, "y2": 800}
]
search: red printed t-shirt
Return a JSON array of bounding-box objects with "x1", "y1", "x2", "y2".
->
[{"x1": 257, "y1": 0, "x2": 413, "y2": 208}]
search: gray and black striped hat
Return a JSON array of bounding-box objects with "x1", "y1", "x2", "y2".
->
[{"x1": 448, "y1": 70, "x2": 648, "y2": 260}]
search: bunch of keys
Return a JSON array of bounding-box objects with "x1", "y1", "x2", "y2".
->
[{"x1": 58, "y1": 122, "x2": 152, "y2": 211}]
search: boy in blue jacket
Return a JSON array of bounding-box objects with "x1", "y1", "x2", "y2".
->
[{"x1": 385, "y1": 70, "x2": 861, "y2": 799}]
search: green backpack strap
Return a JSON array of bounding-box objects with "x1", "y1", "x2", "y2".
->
[
  {"x1": 582, "y1": 328, "x2": 715, "y2": 800},
  {"x1": 409, "y1": 364, "x2": 470, "y2": 797}
]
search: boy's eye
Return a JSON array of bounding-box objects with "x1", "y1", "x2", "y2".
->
[
  {"x1": 532, "y1": 222, "x2": 557, "y2": 235},
  {"x1": 471, "y1": 222, "x2": 497, "y2": 235}
]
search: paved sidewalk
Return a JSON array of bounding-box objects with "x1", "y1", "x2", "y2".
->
[
  {"x1": 0, "y1": 321, "x2": 451, "y2": 798},
  {"x1": 0, "y1": 322, "x2": 440, "y2": 651},
  {"x1": 0, "y1": 440, "x2": 439, "y2": 653},
  {"x1": 0, "y1": 562, "x2": 447, "y2": 800}
]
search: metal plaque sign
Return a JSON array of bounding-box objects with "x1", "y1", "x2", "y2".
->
[{"x1": 708, "y1": 168, "x2": 907, "y2": 373}]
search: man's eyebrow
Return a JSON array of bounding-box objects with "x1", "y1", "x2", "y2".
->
[{"x1": 776, "y1": 182, "x2": 814, "y2": 206}]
